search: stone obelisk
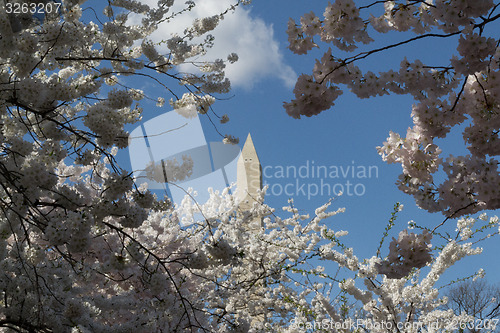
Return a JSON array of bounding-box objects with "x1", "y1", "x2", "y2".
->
[
  {"x1": 236, "y1": 133, "x2": 266, "y2": 326},
  {"x1": 237, "y1": 133, "x2": 263, "y2": 228}
]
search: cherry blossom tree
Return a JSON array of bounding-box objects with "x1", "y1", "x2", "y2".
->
[
  {"x1": 0, "y1": 0, "x2": 285, "y2": 331},
  {"x1": 278, "y1": 2, "x2": 500, "y2": 330},
  {"x1": 285, "y1": 0, "x2": 500, "y2": 217}
]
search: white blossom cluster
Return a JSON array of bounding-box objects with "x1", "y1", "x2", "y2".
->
[
  {"x1": 285, "y1": 0, "x2": 500, "y2": 217},
  {"x1": 170, "y1": 93, "x2": 216, "y2": 118},
  {"x1": 185, "y1": 15, "x2": 220, "y2": 38},
  {"x1": 376, "y1": 229, "x2": 433, "y2": 279},
  {"x1": 143, "y1": 156, "x2": 194, "y2": 183}
]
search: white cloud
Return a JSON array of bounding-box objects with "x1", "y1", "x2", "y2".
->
[{"x1": 135, "y1": 0, "x2": 296, "y2": 90}]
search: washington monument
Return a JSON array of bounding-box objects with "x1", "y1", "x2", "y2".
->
[{"x1": 236, "y1": 133, "x2": 262, "y2": 228}]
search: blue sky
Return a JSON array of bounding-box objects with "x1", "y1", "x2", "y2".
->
[{"x1": 113, "y1": 0, "x2": 500, "y2": 285}]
